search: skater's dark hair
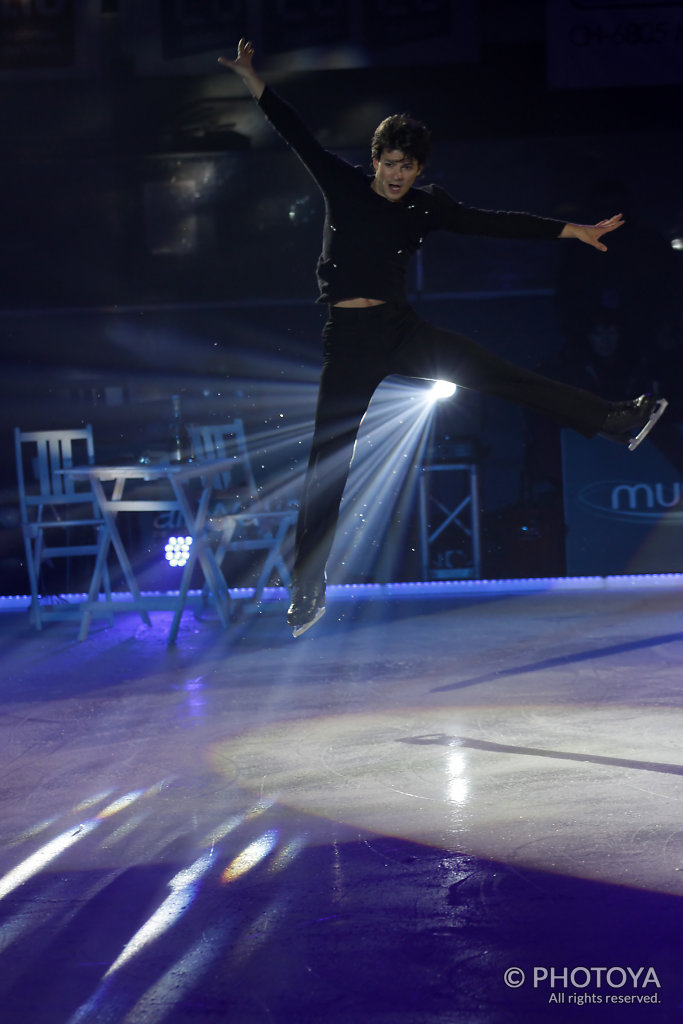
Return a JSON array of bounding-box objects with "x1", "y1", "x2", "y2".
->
[{"x1": 371, "y1": 114, "x2": 431, "y2": 167}]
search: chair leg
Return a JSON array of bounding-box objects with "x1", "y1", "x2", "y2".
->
[
  {"x1": 251, "y1": 519, "x2": 295, "y2": 604},
  {"x1": 101, "y1": 533, "x2": 115, "y2": 627},
  {"x1": 200, "y1": 521, "x2": 236, "y2": 603},
  {"x1": 275, "y1": 553, "x2": 292, "y2": 590},
  {"x1": 22, "y1": 533, "x2": 42, "y2": 630}
]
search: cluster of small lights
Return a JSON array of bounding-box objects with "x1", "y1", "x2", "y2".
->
[{"x1": 164, "y1": 536, "x2": 193, "y2": 568}]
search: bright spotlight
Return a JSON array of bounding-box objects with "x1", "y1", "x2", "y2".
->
[
  {"x1": 164, "y1": 536, "x2": 193, "y2": 568},
  {"x1": 429, "y1": 379, "x2": 457, "y2": 401}
]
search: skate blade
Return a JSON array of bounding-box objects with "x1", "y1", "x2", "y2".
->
[
  {"x1": 628, "y1": 398, "x2": 668, "y2": 451},
  {"x1": 291, "y1": 606, "x2": 326, "y2": 638}
]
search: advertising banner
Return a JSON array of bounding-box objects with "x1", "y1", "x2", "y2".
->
[{"x1": 562, "y1": 428, "x2": 683, "y2": 575}]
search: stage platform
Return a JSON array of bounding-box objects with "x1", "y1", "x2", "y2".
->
[{"x1": 0, "y1": 576, "x2": 682, "y2": 1022}]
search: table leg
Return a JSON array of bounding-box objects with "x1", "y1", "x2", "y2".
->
[
  {"x1": 167, "y1": 473, "x2": 231, "y2": 643},
  {"x1": 78, "y1": 522, "x2": 113, "y2": 641},
  {"x1": 94, "y1": 476, "x2": 151, "y2": 627}
]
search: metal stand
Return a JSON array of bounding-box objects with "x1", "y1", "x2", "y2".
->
[{"x1": 419, "y1": 452, "x2": 482, "y2": 580}]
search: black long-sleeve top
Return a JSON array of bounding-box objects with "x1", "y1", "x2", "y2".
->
[{"x1": 258, "y1": 86, "x2": 564, "y2": 305}]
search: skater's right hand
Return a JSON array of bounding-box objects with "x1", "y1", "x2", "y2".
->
[{"x1": 218, "y1": 38, "x2": 264, "y2": 99}]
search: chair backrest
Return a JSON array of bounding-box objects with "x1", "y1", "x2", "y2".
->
[
  {"x1": 14, "y1": 426, "x2": 97, "y2": 522},
  {"x1": 187, "y1": 419, "x2": 259, "y2": 510}
]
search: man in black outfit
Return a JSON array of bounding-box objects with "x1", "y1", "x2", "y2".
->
[{"x1": 219, "y1": 40, "x2": 667, "y2": 638}]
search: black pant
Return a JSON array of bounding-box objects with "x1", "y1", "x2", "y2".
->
[{"x1": 293, "y1": 301, "x2": 610, "y2": 582}]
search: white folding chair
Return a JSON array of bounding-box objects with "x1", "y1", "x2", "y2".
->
[
  {"x1": 187, "y1": 420, "x2": 297, "y2": 606},
  {"x1": 14, "y1": 425, "x2": 112, "y2": 629}
]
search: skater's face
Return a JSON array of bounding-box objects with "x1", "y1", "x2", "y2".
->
[{"x1": 372, "y1": 149, "x2": 423, "y2": 202}]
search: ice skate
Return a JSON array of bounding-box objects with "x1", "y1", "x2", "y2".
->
[
  {"x1": 599, "y1": 394, "x2": 668, "y2": 451},
  {"x1": 287, "y1": 574, "x2": 326, "y2": 637}
]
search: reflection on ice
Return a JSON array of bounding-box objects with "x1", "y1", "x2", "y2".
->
[
  {"x1": 446, "y1": 748, "x2": 470, "y2": 806},
  {"x1": 221, "y1": 829, "x2": 279, "y2": 883}
]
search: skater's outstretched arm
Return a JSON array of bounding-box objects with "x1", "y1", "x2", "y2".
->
[
  {"x1": 559, "y1": 213, "x2": 624, "y2": 251},
  {"x1": 218, "y1": 39, "x2": 347, "y2": 186},
  {"x1": 218, "y1": 38, "x2": 264, "y2": 100}
]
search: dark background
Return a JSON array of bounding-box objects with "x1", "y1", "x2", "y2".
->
[{"x1": 2, "y1": 0, "x2": 682, "y2": 593}]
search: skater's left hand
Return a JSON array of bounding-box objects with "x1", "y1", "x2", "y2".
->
[{"x1": 560, "y1": 213, "x2": 624, "y2": 251}]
